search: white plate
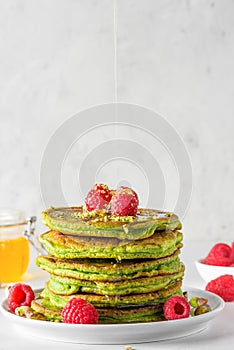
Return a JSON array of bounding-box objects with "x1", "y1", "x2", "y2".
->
[{"x1": 0, "y1": 287, "x2": 224, "y2": 344}]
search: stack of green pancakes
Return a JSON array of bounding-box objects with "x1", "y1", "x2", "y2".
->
[{"x1": 32, "y1": 206, "x2": 184, "y2": 323}]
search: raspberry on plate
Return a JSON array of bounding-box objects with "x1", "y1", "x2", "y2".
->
[
  {"x1": 110, "y1": 186, "x2": 139, "y2": 216},
  {"x1": 85, "y1": 184, "x2": 112, "y2": 212},
  {"x1": 205, "y1": 274, "x2": 234, "y2": 302},
  {"x1": 203, "y1": 243, "x2": 234, "y2": 266},
  {"x1": 8, "y1": 283, "x2": 35, "y2": 313},
  {"x1": 163, "y1": 296, "x2": 190, "y2": 320},
  {"x1": 62, "y1": 298, "x2": 98, "y2": 324}
]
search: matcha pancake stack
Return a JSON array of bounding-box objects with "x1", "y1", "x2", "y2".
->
[{"x1": 33, "y1": 185, "x2": 184, "y2": 323}]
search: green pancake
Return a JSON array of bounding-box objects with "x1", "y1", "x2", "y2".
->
[
  {"x1": 36, "y1": 250, "x2": 181, "y2": 282},
  {"x1": 39, "y1": 230, "x2": 183, "y2": 260},
  {"x1": 31, "y1": 298, "x2": 62, "y2": 322},
  {"x1": 97, "y1": 305, "x2": 165, "y2": 324},
  {"x1": 48, "y1": 265, "x2": 184, "y2": 296},
  {"x1": 31, "y1": 297, "x2": 165, "y2": 324},
  {"x1": 41, "y1": 280, "x2": 183, "y2": 308},
  {"x1": 42, "y1": 207, "x2": 182, "y2": 240}
]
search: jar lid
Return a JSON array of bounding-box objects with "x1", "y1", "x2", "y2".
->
[{"x1": 0, "y1": 208, "x2": 25, "y2": 226}]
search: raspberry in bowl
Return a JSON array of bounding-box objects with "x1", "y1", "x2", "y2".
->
[{"x1": 195, "y1": 242, "x2": 234, "y2": 282}]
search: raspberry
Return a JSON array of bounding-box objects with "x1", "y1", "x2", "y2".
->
[
  {"x1": 163, "y1": 296, "x2": 190, "y2": 320},
  {"x1": 205, "y1": 274, "x2": 234, "y2": 302},
  {"x1": 202, "y1": 243, "x2": 234, "y2": 266},
  {"x1": 110, "y1": 186, "x2": 139, "y2": 216},
  {"x1": 232, "y1": 242, "x2": 234, "y2": 258},
  {"x1": 62, "y1": 298, "x2": 98, "y2": 324},
  {"x1": 85, "y1": 184, "x2": 112, "y2": 212},
  {"x1": 8, "y1": 283, "x2": 35, "y2": 312}
]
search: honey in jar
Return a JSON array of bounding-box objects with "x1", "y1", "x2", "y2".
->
[{"x1": 0, "y1": 209, "x2": 30, "y2": 283}]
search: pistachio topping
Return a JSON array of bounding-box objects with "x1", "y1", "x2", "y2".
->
[
  {"x1": 189, "y1": 297, "x2": 208, "y2": 308},
  {"x1": 73, "y1": 206, "x2": 136, "y2": 223},
  {"x1": 191, "y1": 305, "x2": 212, "y2": 316},
  {"x1": 15, "y1": 306, "x2": 47, "y2": 321}
]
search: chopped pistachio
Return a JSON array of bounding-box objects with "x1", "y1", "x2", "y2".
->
[
  {"x1": 15, "y1": 306, "x2": 33, "y2": 317},
  {"x1": 193, "y1": 305, "x2": 211, "y2": 316},
  {"x1": 73, "y1": 206, "x2": 136, "y2": 223},
  {"x1": 189, "y1": 297, "x2": 208, "y2": 308},
  {"x1": 190, "y1": 308, "x2": 196, "y2": 317},
  {"x1": 30, "y1": 313, "x2": 47, "y2": 321},
  {"x1": 15, "y1": 306, "x2": 47, "y2": 321},
  {"x1": 123, "y1": 225, "x2": 129, "y2": 234}
]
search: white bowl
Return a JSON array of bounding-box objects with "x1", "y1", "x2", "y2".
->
[{"x1": 195, "y1": 259, "x2": 234, "y2": 283}]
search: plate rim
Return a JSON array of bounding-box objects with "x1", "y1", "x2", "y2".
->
[{"x1": 0, "y1": 286, "x2": 225, "y2": 330}]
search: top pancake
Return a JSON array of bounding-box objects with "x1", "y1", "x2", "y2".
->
[{"x1": 42, "y1": 206, "x2": 182, "y2": 240}]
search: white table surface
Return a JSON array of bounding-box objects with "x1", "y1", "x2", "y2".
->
[{"x1": 0, "y1": 239, "x2": 233, "y2": 350}]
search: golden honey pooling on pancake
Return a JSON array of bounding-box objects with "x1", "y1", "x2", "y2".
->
[{"x1": 34, "y1": 200, "x2": 185, "y2": 323}]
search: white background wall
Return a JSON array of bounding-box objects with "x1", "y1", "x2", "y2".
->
[{"x1": 0, "y1": 0, "x2": 234, "y2": 244}]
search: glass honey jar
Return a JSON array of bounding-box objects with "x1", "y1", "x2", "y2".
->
[{"x1": 0, "y1": 209, "x2": 37, "y2": 283}]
